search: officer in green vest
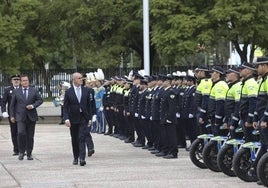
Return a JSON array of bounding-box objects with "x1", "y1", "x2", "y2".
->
[{"x1": 239, "y1": 62, "x2": 258, "y2": 142}]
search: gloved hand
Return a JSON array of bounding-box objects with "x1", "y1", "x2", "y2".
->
[
  {"x1": 88, "y1": 120, "x2": 92, "y2": 127},
  {"x1": 2, "y1": 112, "x2": 9, "y2": 118},
  {"x1": 92, "y1": 114, "x2": 97, "y2": 122},
  {"x1": 188, "y1": 114, "x2": 194, "y2": 118},
  {"x1": 134, "y1": 113, "x2": 139, "y2": 117},
  {"x1": 176, "y1": 113, "x2": 180, "y2": 118},
  {"x1": 141, "y1": 115, "x2": 146, "y2": 119},
  {"x1": 166, "y1": 120, "x2": 172, "y2": 124},
  {"x1": 99, "y1": 106, "x2": 104, "y2": 112},
  {"x1": 150, "y1": 116, "x2": 152, "y2": 121}
]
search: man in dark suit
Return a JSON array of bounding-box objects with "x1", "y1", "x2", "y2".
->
[
  {"x1": 63, "y1": 72, "x2": 94, "y2": 166},
  {"x1": 1, "y1": 74, "x2": 21, "y2": 156},
  {"x1": 10, "y1": 75, "x2": 43, "y2": 160}
]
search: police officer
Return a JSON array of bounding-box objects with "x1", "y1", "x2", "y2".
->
[
  {"x1": 122, "y1": 79, "x2": 132, "y2": 142},
  {"x1": 129, "y1": 73, "x2": 144, "y2": 146},
  {"x1": 239, "y1": 62, "x2": 258, "y2": 142},
  {"x1": 194, "y1": 66, "x2": 213, "y2": 134},
  {"x1": 249, "y1": 57, "x2": 268, "y2": 179},
  {"x1": 156, "y1": 75, "x2": 178, "y2": 159},
  {"x1": 1, "y1": 74, "x2": 21, "y2": 155},
  {"x1": 180, "y1": 71, "x2": 198, "y2": 150},
  {"x1": 199, "y1": 66, "x2": 229, "y2": 136},
  {"x1": 224, "y1": 67, "x2": 242, "y2": 138},
  {"x1": 102, "y1": 79, "x2": 113, "y2": 135},
  {"x1": 150, "y1": 75, "x2": 166, "y2": 154}
]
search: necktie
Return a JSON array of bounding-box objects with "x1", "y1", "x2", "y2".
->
[
  {"x1": 76, "y1": 87, "x2": 81, "y2": 102},
  {"x1": 23, "y1": 88, "x2": 27, "y2": 100}
]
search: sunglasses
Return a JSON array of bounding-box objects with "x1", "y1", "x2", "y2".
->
[{"x1": 12, "y1": 79, "x2": 20, "y2": 81}]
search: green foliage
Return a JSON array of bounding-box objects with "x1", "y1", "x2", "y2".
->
[{"x1": 1, "y1": 0, "x2": 268, "y2": 74}]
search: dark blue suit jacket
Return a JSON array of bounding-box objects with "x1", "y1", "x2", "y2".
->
[{"x1": 63, "y1": 86, "x2": 94, "y2": 124}]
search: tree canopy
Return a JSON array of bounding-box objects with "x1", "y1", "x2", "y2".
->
[{"x1": 1, "y1": 0, "x2": 268, "y2": 74}]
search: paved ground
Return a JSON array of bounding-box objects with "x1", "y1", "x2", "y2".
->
[{"x1": 0, "y1": 124, "x2": 260, "y2": 188}]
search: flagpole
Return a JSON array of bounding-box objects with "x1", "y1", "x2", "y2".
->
[{"x1": 143, "y1": 0, "x2": 150, "y2": 75}]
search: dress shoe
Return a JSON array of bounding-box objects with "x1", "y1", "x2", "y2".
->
[
  {"x1": 148, "y1": 146, "x2": 155, "y2": 151},
  {"x1": 73, "y1": 158, "x2": 78, "y2": 165},
  {"x1": 185, "y1": 147, "x2": 190, "y2": 152},
  {"x1": 133, "y1": 143, "x2": 145, "y2": 147},
  {"x1": 80, "y1": 160, "x2": 86, "y2": 166},
  {"x1": 18, "y1": 153, "x2": 24, "y2": 160},
  {"x1": 142, "y1": 145, "x2": 150, "y2": 149},
  {"x1": 163, "y1": 154, "x2": 178, "y2": 159},
  {"x1": 151, "y1": 150, "x2": 160, "y2": 154},
  {"x1": 88, "y1": 150, "x2": 95, "y2": 157},
  {"x1": 155, "y1": 152, "x2": 167, "y2": 157},
  {"x1": 124, "y1": 138, "x2": 134, "y2": 143},
  {"x1": 27, "y1": 155, "x2": 34, "y2": 160},
  {"x1": 104, "y1": 132, "x2": 112, "y2": 135},
  {"x1": 257, "y1": 180, "x2": 263, "y2": 185},
  {"x1": 13, "y1": 152, "x2": 19, "y2": 156}
]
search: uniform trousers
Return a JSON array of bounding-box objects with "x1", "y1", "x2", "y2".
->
[
  {"x1": 160, "y1": 123, "x2": 178, "y2": 155},
  {"x1": 253, "y1": 125, "x2": 268, "y2": 170},
  {"x1": 9, "y1": 118, "x2": 18, "y2": 153}
]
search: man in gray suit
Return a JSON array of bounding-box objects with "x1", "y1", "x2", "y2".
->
[{"x1": 10, "y1": 75, "x2": 43, "y2": 160}]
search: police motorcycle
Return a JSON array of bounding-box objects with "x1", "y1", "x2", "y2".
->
[
  {"x1": 217, "y1": 126, "x2": 244, "y2": 177},
  {"x1": 202, "y1": 124, "x2": 229, "y2": 172},
  {"x1": 189, "y1": 123, "x2": 213, "y2": 169},
  {"x1": 232, "y1": 129, "x2": 261, "y2": 182},
  {"x1": 257, "y1": 151, "x2": 268, "y2": 186}
]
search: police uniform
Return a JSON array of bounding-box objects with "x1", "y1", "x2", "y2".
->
[
  {"x1": 158, "y1": 77, "x2": 178, "y2": 158},
  {"x1": 122, "y1": 80, "x2": 132, "y2": 142},
  {"x1": 201, "y1": 66, "x2": 229, "y2": 136},
  {"x1": 195, "y1": 67, "x2": 213, "y2": 134},
  {"x1": 102, "y1": 81, "x2": 113, "y2": 135},
  {"x1": 224, "y1": 67, "x2": 242, "y2": 138},
  {"x1": 239, "y1": 62, "x2": 258, "y2": 142},
  {"x1": 180, "y1": 75, "x2": 198, "y2": 145},
  {"x1": 1, "y1": 74, "x2": 21, "y2": 155},
  {"x1": 251, "y1": 58, "x2": 268, "y2": 174}
]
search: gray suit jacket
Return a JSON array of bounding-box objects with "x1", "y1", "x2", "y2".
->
[{"x1": 10, "y1": 86, "x2": 43, "y2": 122}]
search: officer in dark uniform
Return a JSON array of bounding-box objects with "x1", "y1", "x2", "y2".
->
[
  {"x1": 144, "y1": 76, "x2": 157, "y2": 149},
  {"x1": 174, "y1": 72, "x2": 188, "y2": 148},
  {"x1": 102, "y1": 79, "x2": 113, "y2": 135},
  {"x1": 136, "y1": 79, "x2": 149, "y2": 147},
  {"x1": 249, "y1": 57, "x2": 268, "y2": 178},
  {"x1": 180, "y1": 71, "x2": 198, "y2": 150},
  {"x1": 129, "y1": 73, "x2": 143, "y2": 146},
  {"x1": 122, "y1": 79, "x2": 132, "y2": 142},
  {"x1": 1, "y1": 74, "x2": 21, "y2": 155},
  {"x1": 156, "y1": 75, "x2": 178, "y2": 159},
  {"x1": 150, "y1": 75, "x2": 165, "y2": 154}
]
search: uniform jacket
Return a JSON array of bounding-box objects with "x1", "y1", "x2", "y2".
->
[
  {"x1": 1, "y1": 86, "x2": 18, "y2": 113},
  {"x1": 180, "y1": 85, "x2": 196, "y2": 118},
  {"x1": 160, "y1": 87, "x2": 177, "y2": 125},
  {"x1": 10, "y1": 86, "x2": 43, "y2": 122}
]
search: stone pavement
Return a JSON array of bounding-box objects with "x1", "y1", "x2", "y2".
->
[{"x1": 0, "y1": 124, "x2": 259, "y2": 188}]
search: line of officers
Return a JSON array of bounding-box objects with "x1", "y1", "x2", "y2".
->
[{"x1": 100, "y1": 59, "x2": 268, "y2": 161}]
